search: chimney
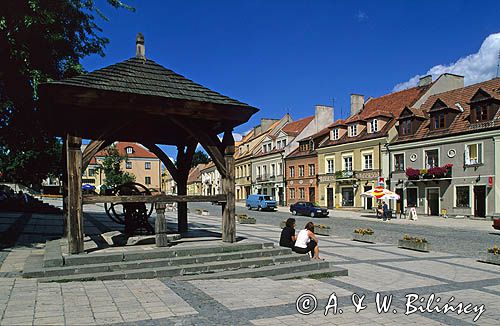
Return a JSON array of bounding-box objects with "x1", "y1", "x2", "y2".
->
[
  {"x1": 314, "y1": 105, "x2": 334, "y2": 132},
  {"x1": 418, "y1": 75, "x2": 432, "y2": 87},
  {"x1": 350, "y1": 94, "x2": 364, "y2": 116},
  {"x1": 260, "y1": 118, "x2": 278, "y2": 132},
  {"x1": 136, "y1": 32, "x2": 146, "y2": 59}
]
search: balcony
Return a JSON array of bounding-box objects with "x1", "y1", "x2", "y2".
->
[
  {"x1": 335, "y1": 170, "x2": 354, "y2": 179},
  {"x1": 317, "y1": 170, "x2": 381, "y2": 183},
  {"x1": 405, "y1": 164, "x2": 453, "y2": 181}
]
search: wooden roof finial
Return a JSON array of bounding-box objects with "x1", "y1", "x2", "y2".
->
[{"x1": 136, "y1": 32, "x2": 146, "y2": 60}]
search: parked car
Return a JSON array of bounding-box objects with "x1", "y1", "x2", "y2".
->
[
  {"x1": 246, "y1": 194, "x2": 277, "y2": 211},
  {"x1": 290, "y1": 201, "x2": 329, "y2": 217},
  {"x1": 493, "y1": 218, "x2": 500, "y2": 230}
]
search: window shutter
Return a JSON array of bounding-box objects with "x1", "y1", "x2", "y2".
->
[
  {"x1": 478, "y1": 143, "x2": 483, "y2": 164},
  {"x1": 464, "y1": 145, "x2": 470, "y2": 165}
]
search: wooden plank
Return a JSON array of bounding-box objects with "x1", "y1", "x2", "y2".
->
[
  {"x1": 221, "y1": 131, "x2": 236, "y2": 243},
  {"x1": 83, "y1": 194, "x2": 227, "y2": 204},
  {"x1": 66, "y1": 135, "x2": 84, "y2": 254}
]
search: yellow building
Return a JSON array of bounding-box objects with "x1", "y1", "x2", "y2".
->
[
  {"x1": 187, "y1": 163, "x2": 207, "y2": 195},
  {"x1": 82, "y1": 142, "x2": 162, "y2": 192}
]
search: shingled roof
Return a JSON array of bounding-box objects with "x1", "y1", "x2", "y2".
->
[
  {"x1": 282, "y1": 116, "x2": 314, "y2": 136},
  {"x1": 48, "y1": 57, "x2": 253, "y2": 108}
]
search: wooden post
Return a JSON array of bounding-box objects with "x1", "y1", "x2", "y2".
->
[
  {"x1": 177, "y1": 171, "x2": 189, "y2": 233},
  {"x1": 66, "y1": 135, "x2": 84, "y2": 254},
  {"x1": 61, "y1": 137, "x2": 68, "y2": 238},
  {"x1": 155, "y1": 202, "x2": 169, "y2": 247},
  {"x1": 222, "y1": 131, "x2": 236, "y2": 242}
]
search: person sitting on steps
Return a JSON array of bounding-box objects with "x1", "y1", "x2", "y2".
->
[
  {"x1": 279, "y1": 218, "x2": 297, "y2": 249},
  {"x1": 293, "y1": 221, "x2": 323, "y2": 260}
]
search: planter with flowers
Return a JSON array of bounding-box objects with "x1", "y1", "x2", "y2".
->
[
  {"x1": 352, "y1": 228, "x2": 375, "y2": 243},
  {"x1": 405, "y1": 164, "x2": 453, "y2": 180},
  {"x1": 398, "y1": 234, "x2": 430, "y2": 252},
  {"x1": 479, "y1": 245, "x2": 500, "y2": 265},
  {"x1": 314, "y1": 224, "x2": 332, "y2": 236},
  {"x1": 237, "y1": 214, "x2": 256, "y2": 224},
  {"x1": 405, "y1": 168, "x2": 420, "y2": 180}
]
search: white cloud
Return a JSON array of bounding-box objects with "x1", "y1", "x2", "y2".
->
[
  {"x1": 356, "y1": 10, "x2": 368, "y2": 22},
  {"x1": 394, "y1": 32, "x2": 500, "y2": 91}
]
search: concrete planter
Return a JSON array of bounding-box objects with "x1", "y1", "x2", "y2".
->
[
  {"x1": 280, "y1": 221, "x2": 286, "y2": 229},
  {"x1": 398, "y1": 239, "x2": 430, "y2": 252},
  {"x1": 352, "y1": 233, "x2": 375, "y2": 243},
  {"x1": 201, "y1": 210, "x2": 210, "y2": 216},
  {"x1": 315, "y1": 226, "x2": 331, "y2": 236},
  {"x1": 479, "y1": 253, "x2": 500, "y2": 266},
  {"x1": 238, "y1": 215, "x2": 256, "y2": 224}
]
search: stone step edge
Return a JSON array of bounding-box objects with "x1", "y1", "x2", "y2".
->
[
  {"x1": 24, "y1": 247, "x2": 293, "y2": 278},
  {"x1": 269, "y1": 266, "x2": 349, "y2": 280},
  {"x1": 37, "y1": 254, "x2": 309, "y2": 282},
  {"x1": 174, "y1": 260, "x2": 331, "y2": 281},
  {"x1": 63, "y1": 242, "x2": 275, "y2": 266}
]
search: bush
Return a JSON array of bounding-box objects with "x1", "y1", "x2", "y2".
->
[{"x1": 488, "y1": 245, "x2": 500, "y2": 255}]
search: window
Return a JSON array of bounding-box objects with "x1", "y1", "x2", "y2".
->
[
  {"x1": 289, "y1": 188, "x2": 296, "y2": 199},
  {"x1": 126, "y1": 147, "x2": 133, "y2": 154},
  {"x1": 289, "y1": 166, "x2": 295, "y2": 178},
  {"x1": 282, "y1": 139, "x2": 287, "y2": 147},
  {"x1": 474, "y1": 105, "x2": 488, "y2": 122},
  {"x1": 394, "y1": 154, "x2": 405, "y2": 171},
  {"x1": 278, "y1": 163, "x2": 283, "y2": 176},
  {"x1": 327, "y1": 159, "x2": 335, "y2": 174},
  {"x1": 145, "y1": 162, "x2": 151, "y2": 170},
  {"x1": 263, "y1": 165, "x2": 267, "y2": 176},
  {"x1": 88, "y1": 169, "x2": 95, "y2": 177},
  {"x1": 407, "y1": 188, "x2": 418, "y2": 207},
  {"x1": 257, "y1": 166, "x2": 261, "y2": 177},
  {"x1": 331, "y1": 129, "x2": 339, "y2": 140},
  {"x1": 271, "y1": 164, "x2": 275, "y2": 176},
  {"x1": 126, "y1": 161, "x2": 132, "y2": 169},
  {"x1": 456, "y1": 186, "x2": 470, "y2": 207},
  {"x1": 425, "y1": 149, "x2": 439, "y2": 169},
  {"x1": 363, "y1": 153, "x2": 373, "y2": 170},
  {"x1": 299, "y1": 188, "x2": 305, "y2": 199},
  {"x1": 433, "y1": 113, "x2": 445, "y2": 129},
  {"x1": 308, "y1": 164, "x2": 315, "y2": 176},
  {"x1": 370, "y1": 119, "x2": 378, "y2": 133},
  {"x1": 349, "y1": 125, "x2": 357, "y2": 137},
  {"x1": 343, "y1": 156, "x2": 353, "y2": 171},
  {"x1": 145, "y1": 176, "x2": 151, "y2": 185},
  {"x1": 298, "y1": 165, "x2": 305, "y2": 177},
  {"x1": 465, "y1": 143, "x2": 483, "y2": 165},
  {"x1": 401, "y1": 120, "x2": 411, "y2": 134},
  {"x1": 341, "y1": 188, "x2": 354, "y2": 206}
]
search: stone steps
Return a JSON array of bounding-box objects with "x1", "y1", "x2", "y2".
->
[
  {"x1": 36, "y1": 254, "x2": 310, "y2": 282},
  {"x1": 24, "y1": 247, "x2": 292, "y2": 278},
  {"x1": 24, "y1": 241, "x2": 348, "y2": 282}
]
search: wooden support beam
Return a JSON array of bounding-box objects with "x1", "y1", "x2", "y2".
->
[
  {"x1": 176, "y1": 141, "x2": 197, "y2": 233},
  {"x1": 61, "y1": 136, "x2": 68, "y2": 238},
  {"x1": 82, "y1": 140, "x2": 111, "y2": 170},
  {"x1": 155, "y1": 202, "x2": 169, "y2": 247},
  {"x1": 170, "y1": 118, "x2": 227, "y2": 178},
  {"x1": 221, "y1": 130, "x2": 236, "y2": 242},
  {"x1": 66, "y1": 135, "x2": 84, "y2": 254},
  {"x1": 142, "y1": 143, "x2": 180, "y2": 183},
  {"x1": 82, "y1": 194, "x2": 226, "y2": 204}
]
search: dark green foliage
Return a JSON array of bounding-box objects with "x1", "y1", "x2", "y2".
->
[
  {"x1": 192, "y1": 150, "x2": 210, "y2": 167},
  {"x1": 0, "y1": 0, "x2": 133, "y2": 186},
  {"x1": 96, "y1": 146, "x2": 135, "y2": 188}
]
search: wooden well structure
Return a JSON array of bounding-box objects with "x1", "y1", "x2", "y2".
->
[{"x1": 39, "y1": 34, "x2": 258, "y2": 254}]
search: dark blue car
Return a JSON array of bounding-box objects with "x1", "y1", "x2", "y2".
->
[{"x1": 289, "y1": 201, "x2": 329, "y2": 217}]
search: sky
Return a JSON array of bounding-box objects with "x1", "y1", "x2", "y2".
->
[{"x1": 81, "y1": 0, "x2": 500, "y2": 156}]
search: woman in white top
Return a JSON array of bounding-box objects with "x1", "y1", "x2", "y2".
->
[{"x1": 293, "y1": 222, "x2": 322, "y2": 260}]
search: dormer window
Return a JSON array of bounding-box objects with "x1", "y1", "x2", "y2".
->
[
  {"x1": 331, "y1": 129, "x2": 339, "y2": 140},
  {"x1": 126, "y1": 146, "x2": 134, "y2": 154},
  {"x1": 370, "y1": 119, "x2": 378, "y2": 133},
  {"x1": 349, "y1": 125, "x2": 357, "y2": 137},
  {"x1": 433, "y1": 112, "x2": 445, "y2": 129},
  {"x1": 400, "y1": 119, "x2": 411, "y2": 134},
  {"x1": 474, "y1": 105, "x2": 488, "y2": 122}
]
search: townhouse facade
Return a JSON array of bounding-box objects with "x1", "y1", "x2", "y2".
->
[
  {"x1": 386, "y1": 77, "x2": 500, "y2": 218},
  {"x1": 311, "y1": 74, "x2": 464, "y2": 209},
  {"x1": 186, "y1": 163, "x2": 206, "y2": 196},
  {"x1": 201, "y1": 162, "x2": 221, "y2": 196},
  {"x1": 83, "y1": 142, "x2": 162, "y2": 192}
]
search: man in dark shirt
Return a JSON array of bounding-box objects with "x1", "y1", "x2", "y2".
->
[
  {"x1": 280, "y1": 218, "x2": 297, "y2": 248},
  {"x1": 382, "y1": 201, "x2": 390, "y2": 221}
]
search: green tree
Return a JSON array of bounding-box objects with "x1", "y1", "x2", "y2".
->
[
  {"x1": 191, "y1": 150, "x2": 210, "y2": 167},
  {"x1": 0, "y1": 0, "x2": 133, "y2": 186},
  {"x1": 97, "y1": 146, "x2": 135, "y2": 189}
]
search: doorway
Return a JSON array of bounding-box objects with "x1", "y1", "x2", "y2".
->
[
  {"x1": 309, "y1": 187, "x2": 316, "y2": 204},
  {"x1": 426, "y1": 188, "x2": 439, "y2": 215},
  {"x1": 474, "y1": 186, "x2": 486, "y2": 217},
  {"x1": 396, "y1": 188, "x2": 404, "y2": 213},
  {"x1": 341, "y1": 187, "x2": 354, "y2": 207},
  {"x1": 327, "y1": 187, "x2": 334, "y2": 209},
  {"x1": 364, "y1": 186, "x2": 372, "y2": 210},
  {"x1": 278, "y1": 187, "x2": 284, "y2": 206}
]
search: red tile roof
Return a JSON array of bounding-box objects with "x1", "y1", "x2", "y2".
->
[
  {"x1": 282, "y1": 116, "x2": 314, "y2": 136},
  {"x1": 187, "y1": 163, "x2": 208, "y2": 184},
  {"x1": 395, "y1": 78, "x2": 500, "y2": 143},
  {"x1": 96, "y1": 142, "x2": 158, "y2": 159}
]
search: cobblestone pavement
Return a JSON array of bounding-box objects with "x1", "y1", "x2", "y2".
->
[{"x1": 1, "y1": 207, "x2": 500, "y2": 325}]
